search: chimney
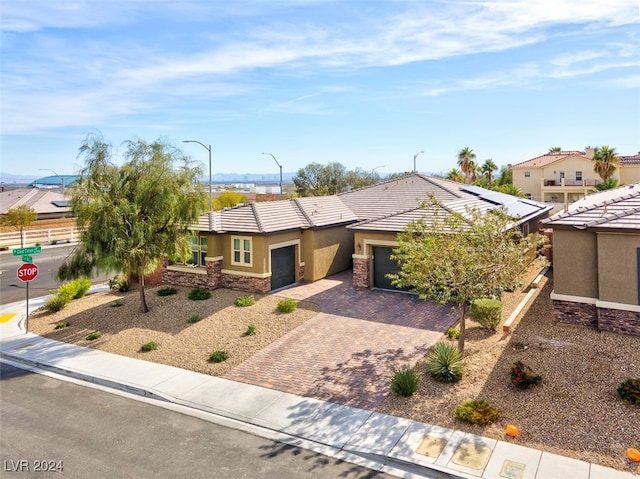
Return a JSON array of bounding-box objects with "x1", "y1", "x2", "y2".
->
[{"x1": 585, "y1": 146, "x2": 595, "y2": 159}]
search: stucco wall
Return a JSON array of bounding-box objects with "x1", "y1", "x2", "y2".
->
[
  {"x1": 552, "y1": 228, "x2": 598, "y2": 298},
  {"x1": 619, "y1": 166, "x2": 640, "y2": 184},
  {"x1": 307, "y1": 227, "x2": 353, "y2": 281},
  {"x1": 513, "y1": 168, "x2": 544, "y2": 200},
  {"x1": 597, "y1": 232, "x2": 640, "y2": 305}
]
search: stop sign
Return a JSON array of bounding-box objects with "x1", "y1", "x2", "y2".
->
[{"x1": 17, "y1": 263, "x2": 39, "y2": 282}]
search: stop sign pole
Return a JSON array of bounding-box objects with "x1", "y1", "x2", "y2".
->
[{"x1": 17, "y1": 263, "x2": 39, "y2": 333}]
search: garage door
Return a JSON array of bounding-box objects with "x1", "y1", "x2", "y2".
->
[
  {"x1": 271, "y1": 246, "x2": 296, "y2": 291},
  {"x1": 373, "y1": 246, "x2": 398, "y2": 289}
]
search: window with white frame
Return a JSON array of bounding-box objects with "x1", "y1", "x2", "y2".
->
[
  {"x1": 524, "y1": 171, "x2": 531, "y2": 178},
  {"x1": 187, "y1": 235, "x2": 208, "y2": 267},
  {"x1": 575, "y1": 171, "x2": 582, "y2": 181},
  {"x1": 232, "y1": 236, "x2": 252, "y2": 266}
]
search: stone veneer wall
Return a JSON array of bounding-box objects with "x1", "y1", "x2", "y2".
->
[
  {"x1": 597, "y1": 308, "x2": 640, "y2": 336},
  {"x1": 161, "y1": 259, "x2": 222, "y2": 290},
  {"x1": 552, "y1": 300, "x2": 598, "y2": 328},
  {"x1": 353, "y1": 257, "x2": 369, "y2": 289},
  {"x1": 553, "y1": 300, "x2": 640, "y2": 336},
  {"x1": 222, "y1": 274, "x2": 270, "y2": 293}
]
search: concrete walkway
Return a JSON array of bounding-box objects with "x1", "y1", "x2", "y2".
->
[{"x1": 1, "y1": 294, "x2": 637, "y2": 479}]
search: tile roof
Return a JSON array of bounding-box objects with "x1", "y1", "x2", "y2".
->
[
  {"x1": 511, "y1": 151, "x2": 587, "y2": 169},
  {"x1": 620, "y1": 153, "x2": 640, "y2": 166},
  {"x1": 0, "y1": 188, "x2": 71, "y2": 215},
  {"x1": 541, "y1": 183, "x2": 640, "y2": 230}
]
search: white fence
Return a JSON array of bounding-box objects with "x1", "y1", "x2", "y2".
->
[{"x1": 0, "y1": 226, "x2": 81, "y2": 249}]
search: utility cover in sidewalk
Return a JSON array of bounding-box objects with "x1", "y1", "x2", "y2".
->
[
  {"x1": 415, "y1": 435, "x2": 447, "y2": 458},
  {"x1": 500, "y1": 460, "x2": 525, "y2": 479},
  {"x1": 451, "y1": 442, "x2": 492, "y2": 469}
]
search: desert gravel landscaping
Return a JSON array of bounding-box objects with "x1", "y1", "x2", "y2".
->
[{"x1": 28, "y1": 265, "x2": 640, "y2": 474}]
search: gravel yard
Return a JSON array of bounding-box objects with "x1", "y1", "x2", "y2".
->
[{"x1": 28, "y1": 265, "x2": 640, "y2": 474}]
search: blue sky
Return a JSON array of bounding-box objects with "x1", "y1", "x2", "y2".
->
[{"x1": 1, "y1": 0, "x2": 639, "y2": 179}]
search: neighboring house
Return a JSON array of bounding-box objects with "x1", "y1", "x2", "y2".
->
[
  {"x1": 164, "y1": 174, "x2": 552, "y2": 293},
  {"x1": 512, "y1": 148, "x2": 640, "y2": 205},
  {"x1": 541, "y1": 184, "x2": 640, "y2": 336},
  {"x1": 0, "y1": 188, "x2": 71, "y2": 220}
]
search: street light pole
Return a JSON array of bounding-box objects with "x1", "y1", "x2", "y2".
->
[
  {"x1": 183, "y1": 140, "x2": 212, "y2": 212},
  {"x1": 413, "y1": 151, "x2": 424, "y2": 173},
  {"x1": 262, "y1": 152, "x2": 283, "y2": 200},
  {"x1": 39, "y1": 168, "x2": 64, "y2": 194}
]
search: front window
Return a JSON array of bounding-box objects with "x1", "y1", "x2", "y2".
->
[
  {"x1": 575, "y1": 171, "x2": 582, "y2": 181},
  {"x1": 524, "y1": 171, "x2": 531, "y2": 178},
  {"x1": 187, "y1": 235, "x2": 208, "y2": 267},
  {"x1": 232, "y1": 236, "x2": 252, "y2": 266}
]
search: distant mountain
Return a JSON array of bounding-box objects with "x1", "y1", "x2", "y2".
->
[
  {"x1": 0, "y1": 172, "x2": 39, "y2": 185},
  {"x1": 211, "y1": 172, "x2": 296, "y2": 183}
]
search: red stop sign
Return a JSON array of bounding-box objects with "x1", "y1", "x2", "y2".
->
[{"x1": 17, "y1": 263, "x2": 39, "y2": 282}]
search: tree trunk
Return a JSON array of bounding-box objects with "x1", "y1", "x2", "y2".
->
[
  {"x1": 138, "y1": 268, "x2": 149, "y2": 313},
  {"x1": 457, "y1": 303, "x2": 467, "y2": 355}
]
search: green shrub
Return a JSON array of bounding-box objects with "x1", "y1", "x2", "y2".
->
[
  {"x1": 111, "y1": 299, "x2": 123, "y2": 307},
  {"x1": 510, "y1": 360, "x2": 542, "y2": 390},
  {"x1": 54, "y1": 321, "x2": 68, "y2": 330},
  {"x1": 188, "y1": 288, "x2": 211, "y2": 301},
  {"x1": 208, "y1": 350, "x2": 229, "y2": 363},
  {"x1": 44, "y1": 294, "x2": 71, "y2": 313},
  {"x1": 455, "y1": 400, "x2": 500, "y2": 426},
  {"x1": 235, "y1": 295, "x2": 255, "y2": 307},
  {"x1": 390, "y1": 365, "x2": 420, "y2": 397},
  {"x1": 156, "y1": 287, "x2": 178, "y2": 297},
  {"x1": 57, "y1": 277, "x2": 92, "y2": 300},
  {"x1": 86, "y1": 331, "x2": 102, "y2": 341},
  {"x1": 188, "y1": 313, "x2": 201, "y2": 323},
  {"x1": 108, "y1": 275, "x2": 130, "y2": 292},
  {"x1": 470, "y1": 298, "x2": 503, "y2": 331},
  {"x1": 446, "y1": 327, "x2": 460, "y2": 340},
  {"x1": 426, "y1": 341, "x2": 464, "y2": 383},
  {"x1": 617, "y1": 377, "x2": 640, "y2": 405},
  {"x1": 244, "y1": 323, "x2": 257, "y2": 336},
  {"x1": 140, "y1": 341, "x2": 158, "y2": 352},
  {"x1": 277, "y1": 298, "x2": 297, "y2": 313}
]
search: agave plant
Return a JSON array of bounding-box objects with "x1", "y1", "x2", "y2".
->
[{"x1": 426, "y1": 341, "x2": 464, "y2": 382}]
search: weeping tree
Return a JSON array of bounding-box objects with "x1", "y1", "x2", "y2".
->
[
  {"x1": 2, "y1": 205, "x2": 37, "y2": 247},
  {"x1": 389, "y1": 198, "x2": 545, "y2": 354},
  {"x1": 58, "y1": 133, "x2": 208, "y2": 312}
]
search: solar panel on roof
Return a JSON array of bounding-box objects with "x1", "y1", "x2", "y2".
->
[{"x1": 52, "y1": 200, "x2": 70, "y2": 207}]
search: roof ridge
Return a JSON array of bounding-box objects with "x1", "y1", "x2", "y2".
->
[
  {"x1": 250, "y1": 202, "x2": 266, "y2": 233},
  {"x1": 416, "y1": 174, "x2": 464, "y2": 198},
  {"x1": 351, "y1": 205, "x2": 423, "y2": 227},
  {"x1": 292, "y1": 197, "x2": 315, "y2": 227}
]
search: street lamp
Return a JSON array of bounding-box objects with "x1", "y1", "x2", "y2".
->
[
  {"x1": 262, "y1": 152, "x2": 283, "y2": 200},
  {"x1": 183, "y1": 140, "x2": 212, "y2": 212},
  {"x1": 413, "y1": 151, "x2": 424, "y2": 173},
  {"x1": 371, "y1": 165, "x2": 385, "y2": 181},
  {"x1": 39, "y1": 168, "x2": 64, "y2": 194}
]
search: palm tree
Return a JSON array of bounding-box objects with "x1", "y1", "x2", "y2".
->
[
  {"x1": 548, "y1": 146, "x2": 562, "y2": 153},
  {"x1": 446, "y1": 168, "x2": 464, "y2": 182},
  {"x1": 592, "y1": 145, "x2": 619, "y2": 181},
  {"x1": 480, "y1": 159, "x2": 498, "y2": 184},
  {"x1": 457, "y1": 147, "x2": 476, "y2": 184},
  {"x1": 468, "y1": 160, "x2": 481, "y2": 184}
]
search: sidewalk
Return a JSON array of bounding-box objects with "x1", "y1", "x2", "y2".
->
[{"x1": 0, "y1": 297, "x2": 637, "y2": 479}]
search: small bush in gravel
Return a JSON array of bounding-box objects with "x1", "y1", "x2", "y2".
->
[
  {"x1": 111, "y1": 299, "x2": 123, "y2": 307},
  {"x1": 426, "y1": 341, "x2": 464, "y2": 383},
  {"x1": 44, "y1": 294, "x2": 71, "y2": 313},
  {"x1": 617, "y1": 377, "x2": 640, "y2": 405},
  {"x1": 140, "y1": 341, "x2": 158, "y2": 352},
  {"x1": 157, "y1": 287, "x2": 178, "y2": 297},
  {"x1": 108, "y1": 275, "x2": 130, "y2": 292},
  {"x1": 208, "y1": 350, "x2": 229, "y2": 363},
  {"x1": 470, "y1": 298, "x2": 503, "y2": 331},
  {"x1": 188, "y1": 288, "x2": 211, "y2": 301},
  {"x1": 277, "y1": 298, "x2": 297, "y2": 313},
  {"x1": 58, "y1": 277, "x2": 92, "y2": 300},
  {"x1": 510, "y1": 360, "x2": 542, "y2": 390},
  {"x1": 54, "y1": 321, "x2": 68, "y2": 330},
  {"x1": 86, "y1": 331, "x2": 102, "y2": 341},
  {"x1": 455, "y1": 400, "x2": 500, "y2": 426},
  {"x1": 188, "y1": 313, "x2": 201, "y2": 323},
  {"x1": 446, "y1": 327, "x2": 460, "y2": 340},
  {"x1": 235, "y1": 295, "x2": 255, "y2": 307},
  {"x1": 390, "y1": 365, "x2": 419, "y2": 397},
  {"x1": 244, "y1": 323, "x2": 257, "y2": 336}
]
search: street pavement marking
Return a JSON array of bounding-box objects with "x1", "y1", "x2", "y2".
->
[{"x1": 0, "y1": 313, "x2": 17, "y2": 323}]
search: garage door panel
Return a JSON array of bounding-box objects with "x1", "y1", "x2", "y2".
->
[
  {"x1": 271, "y1": 246, "x2": 296, "y2": 291},
  {"x1": 373, "y1": 246, "x2": 408, "y2": 291}
]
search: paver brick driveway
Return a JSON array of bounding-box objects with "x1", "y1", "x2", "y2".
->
[{"x1": 225, "y1": 270, "x2": 457, "y2": 410}]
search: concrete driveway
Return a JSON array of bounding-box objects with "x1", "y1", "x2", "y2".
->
[{"x1": 225, "y1": 270, "x2": 457, "y2": 410}]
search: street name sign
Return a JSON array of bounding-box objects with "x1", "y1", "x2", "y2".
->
[
  {"x1": 22, "y1": 255, "x2": 33, "y2": 263},
  {"x1": 12, "y1": 246, "x2": 42, "y2": 256}
]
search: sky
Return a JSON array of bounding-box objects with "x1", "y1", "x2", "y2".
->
[{"x1": 1, "y1": 0, "x2": 639, "y2": 179}]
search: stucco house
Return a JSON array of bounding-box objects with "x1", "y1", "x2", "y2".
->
[
  {"x1": 541, "y1": 183, "x2": 640, "y2": 336},
  {"x1": 163, "y1": 174, "x2": 552, "y2": 294},
  {"x1": 512, "y1": 148, "x2": 640, "y2": 204},
  {"x1": 0, "y1": 188, "x2": 71, "y2": 220}
]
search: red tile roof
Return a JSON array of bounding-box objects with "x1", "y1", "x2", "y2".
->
[{"x1": 511, "y1": 151, "x2": 586, "y2": 169}]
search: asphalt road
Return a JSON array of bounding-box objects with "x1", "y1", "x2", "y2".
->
[
  {"x1": 0, "y1": 244, "x2": 109, "y2": 304},
  {"x1": 0, "y1": 363, "x2": 393, "y2": 479}
]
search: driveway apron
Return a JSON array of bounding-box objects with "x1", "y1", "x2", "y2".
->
[{"x1": 225, "y1": 270, "x2": 457, "y2": 410}]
